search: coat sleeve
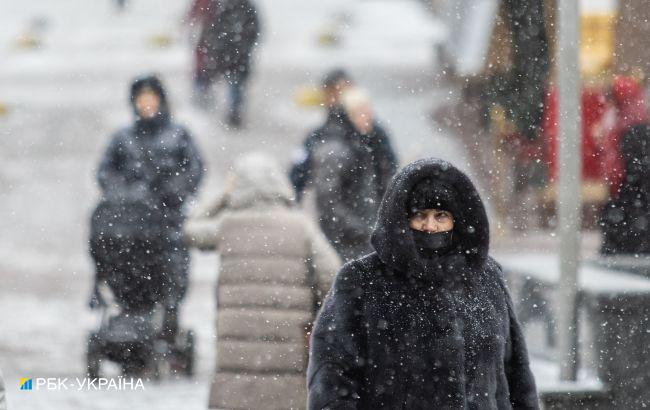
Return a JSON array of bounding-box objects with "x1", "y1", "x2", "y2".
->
[
  {"x1": 247, "y1": 2, "x2": 261, "y2": 44},
  {"x1": 371, "y1": 125, "x2": 399, "y2": 192},
  {"x1": 502, "y1": 283, "x2": 540, "y2": 409},
  {"x1": 158, "y1": 127, "x2": 204, "y2": 208},
  {"x1": 306, "y1": 221, "x2": 342, "y2": 306},
  {"x1": 182, "y1": 213, "x2": 222, "y2": 251},
  {"x1": 311, "y1": 143, "x2": 369, "y2": 242},
  {"x1": 308, "y1": 263, "x2": 366, "y2": 410}
]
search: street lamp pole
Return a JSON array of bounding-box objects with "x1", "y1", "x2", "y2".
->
[{"x1": 556, "y1": 0, "x2": 582, "y2": 381}]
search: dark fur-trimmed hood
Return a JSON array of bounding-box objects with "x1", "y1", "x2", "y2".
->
[{"x1": 370, "y1": 158, "x2": 489, "y2": 274}]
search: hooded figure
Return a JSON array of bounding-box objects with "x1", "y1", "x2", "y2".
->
[
  {"x1": 308, "y1": 158, "x2": 538, "y2": 409},
  {"x1": 183, "y1": 152, "x2": 340, "y2": 410},
  {"x1": 310, "y1": 90, "x2": 398, "y2": 262},
  {"x1": 90, "y1": 75, "x2": 204, "y2": 337}
]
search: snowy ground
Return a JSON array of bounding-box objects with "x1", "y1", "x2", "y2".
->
[{"x1": 0, "y1": 0, "x2": 475, "y2": 408}]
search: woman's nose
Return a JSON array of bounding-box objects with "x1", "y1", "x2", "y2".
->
[{"x1": 422, "y1": 216, "x2": 439, "y2": 232}]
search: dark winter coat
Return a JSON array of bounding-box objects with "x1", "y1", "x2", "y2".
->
[
  {"x1": 196, "y1": 0, "x2": 260, "y2": 80},
  {"x1": 601, "y1": 124, "x2": 650, "y2": 254},
  {"x1": 291, "y1": 107, "x2": 399, "y2": 203},
  {"x1": 308, "y1": 158, "x2": 539, "y2": 409},
  {"x1": 290, "y1": 107, "x2": 347, "y2": 202},
  {"x1": 310, "y1": 115, "x2": 398, "y2": 262},
  {"x1": 90, "y1": 75, "x2": 204, "y2": 306}
]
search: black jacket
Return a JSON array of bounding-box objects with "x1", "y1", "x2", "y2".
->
[
  {"x1": 290, "y1": 107, "x2": 351, "y2": 202},
  {"x1": 310, "y1": 114, "x2": 398, "y2": 261},
  {"x1": 308, "y1": 159, "x2": 538, "y2": 409},
  {"x1": 601, "y1": 124, "x2": 650, "y2": 254},
  {"x1": 91, "y1": 76, "x2": 204, "y2": 242}
]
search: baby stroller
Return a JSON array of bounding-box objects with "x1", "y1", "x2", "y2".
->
[{"x1": 86, "y1": 203, "x2": 195, "y2": 379}]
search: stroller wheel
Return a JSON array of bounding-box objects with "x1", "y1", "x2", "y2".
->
[
  {"x1": 121, "y1": 344, "x2": 150, "y2": 377},
  {"x1": 167, "y1": 329, "x2": 195, "y2": 377},
  {"x1": 152, "y1": 339, "x2": 171, "y2": 380},
  {"x1": 86, "y1": 332, "x2": 102, "y2": 379}
]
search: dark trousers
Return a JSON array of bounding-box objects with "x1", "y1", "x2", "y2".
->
[{"x1": 195, "y1": 70, "x2": 247, "y2": 117}]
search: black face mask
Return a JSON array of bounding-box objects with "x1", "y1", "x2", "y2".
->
[{"x1": 412, "y1": 230, "x2": 455, "y2": 258}]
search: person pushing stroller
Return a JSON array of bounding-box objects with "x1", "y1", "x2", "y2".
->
[{"x1": 88, "y1": 74, "x2": 204, "y2": 376}]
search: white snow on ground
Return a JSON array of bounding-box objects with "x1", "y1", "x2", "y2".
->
[
  {"x1": 0, "y1": 0, "x2": 502, "y2": 408},
  {"x1": 531, "y1": 358, "x2": 603, "y2": 393},
  {"x1": 497, "y1": 253, "x2": 650, "y2": 293}
]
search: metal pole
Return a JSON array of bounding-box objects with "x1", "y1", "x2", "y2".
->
[{"x1": 556, "y1": 0, "x2": 582, "y2": 381}]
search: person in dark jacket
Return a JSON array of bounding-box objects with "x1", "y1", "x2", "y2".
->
[
  {"x1": 310, "y1": 88, "x2": 398, "y2": 262},
  {"x1": 89, "y1": 74, "x2": 204, "y2": 339},
  {"x1": 190, "y1": 0, "x2": 260, "y2": 127},
  {"x1": 308, "y1": 158, "x2": 539, "y2": 409},
  {"x1": 290, "y1": 69, "x2": 354, "y2": 202},
  {"x1": 601, "y1": 124, "x2": 650, "y2": 254}
]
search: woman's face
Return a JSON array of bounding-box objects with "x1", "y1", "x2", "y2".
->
[
  {"x1": 347, "y1": 102, "x2": 373, "y2": 135},
  {"x1": 409, "y1": 209, "x2": 454, "y2": 233},
  {"x1": 135, "y1": 89, "x2": 161, "y2": 119}
]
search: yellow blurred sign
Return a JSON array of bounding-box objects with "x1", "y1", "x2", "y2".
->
[
  {"x1": 13, "y1": 33, "x2": 41, "y2": 50},
  {"x1": 580, "y1": 13, "x2": 615, "y2": 77},
  {"x1": 147, "y1": 33, "x2": 172, "y2": 48},
  {"x1": 580, "y1": 0, "x2": 617, "y2": 77},
  {"x1": 293, "y1": 86, "x2": 325, "y2": 108}
]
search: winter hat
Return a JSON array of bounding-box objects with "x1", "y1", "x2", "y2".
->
[
  {"x1": 227, "y1": 151, "x2": 295, "y2": 209},
  {"x1": 129, "y1": 74, "x2": 171, "y2": 133},
  {"x1": 130, "y1": 74, "x2": 167, "y2": 104},
  {"x1": 322, "y1": 68, "x2": 352, "y2": 89},
  {"x1": 407, "y1": 178, "x2": 458, "y2": 215}
]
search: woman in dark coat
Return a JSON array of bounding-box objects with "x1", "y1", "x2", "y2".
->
[
  {"x1": 307, "y1": 158, "x2": 538, "y2": 409},
  {"x1": 89, "y1": 74, "x2": 204, "y2": 339}
]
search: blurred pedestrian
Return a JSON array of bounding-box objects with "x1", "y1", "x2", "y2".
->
[
  {"x1": 183, "y1": 152, "x2": 340, "y2": 410},
  {"x1": 601, "y1": 124, "x2": 650, "y2": 254},
  {"x1": 89, "y1": 74, "x2": 204, "y2": 341},
  {"x1": 308, "y1": 158, "x2": 539, "y2": 409},
  {"x1": 541, "y1": 86, "x2": 609, "y2": 228},
  {"x1": 289, "y1": 69, "x2": 353, "y2": 202},
  {"x1": 311, "y1": 88, "x2": 398, "y2": 262},
  {"x1": 188, "y1": 0, "x2": 260, "y2": 127},
  {"x1": 600, "y1": 75, "x2": 649, "y2": 196}
]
